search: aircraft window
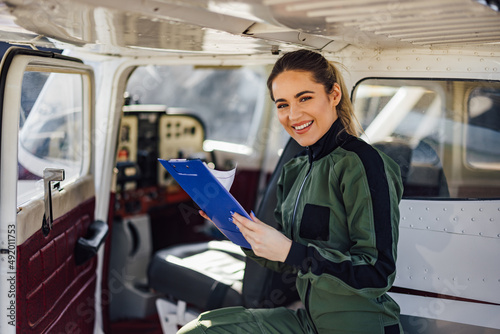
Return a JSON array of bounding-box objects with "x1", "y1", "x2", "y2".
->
[
  {"x1": 353, "y1": 79, "x2": 500, "y2": 199},
  {"x1": 125, "y1": 65, "x2": 266, "y2": 147},
  {"x1": 466, "y1": 87, "x2": 500, "y2": 169},
  {"x1": 17, "y1": 72, "x2": 85, "y2": 204}
]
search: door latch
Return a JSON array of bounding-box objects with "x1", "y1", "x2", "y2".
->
[{"x1": 42, "y1": 168, "x2": 65, "y2": 236}]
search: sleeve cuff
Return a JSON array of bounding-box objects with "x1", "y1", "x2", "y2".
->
[{"x1": 284, "y1": 241, "x2": 308, "y2": 268}]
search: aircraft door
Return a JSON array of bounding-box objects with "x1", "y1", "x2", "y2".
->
[{"x1": 0, "y1": 47, "x2": 104, "y2": 333}]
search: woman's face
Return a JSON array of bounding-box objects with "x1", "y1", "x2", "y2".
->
[{"x1": 272, "y1": 70, "x2": 341, "y2": 147}]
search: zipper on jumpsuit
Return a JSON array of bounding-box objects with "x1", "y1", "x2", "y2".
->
[{"x1": 291, "y1": 148, "x2": 319, "y2": 334}]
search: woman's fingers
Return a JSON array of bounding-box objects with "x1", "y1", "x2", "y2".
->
[
  {"x1": 231, "y1": 212, "x2": 257, "y2": 231},
  {"x1": 231, "y1": 212, "x2": 291, "y2": 262},
  {"x1": 199, "y1": 210, "x2": 211, "y2": 221},
  {"x1": 200, "y1": 210, "x2": 291, "y2": 262}
]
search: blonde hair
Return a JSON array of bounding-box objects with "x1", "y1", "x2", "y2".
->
[{"x1": 267, "y1": 50, "x2": 361, "y2": 136}]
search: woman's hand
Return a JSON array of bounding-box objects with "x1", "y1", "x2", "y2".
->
[
  {"x1": 199, "y1": 210, "x2": 226, "y2": 236},
  {"x1": 231, "y1": 212, "x2": 292, "y2": 262},
  {"x1": 199, "y1": 210, "x2": 211, "y2": 222}
]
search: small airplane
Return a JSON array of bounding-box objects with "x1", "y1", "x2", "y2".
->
[{"x1": 0, "y1": 0, "x2": 499, "y2": 333}]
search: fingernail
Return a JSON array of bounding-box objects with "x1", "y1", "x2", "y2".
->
[
  {"x1": 228, "y1": 217, "x2": 233, "y2": 222},
  {"x1": 229, "y1": 211, "x2": 235, "y2": 216}
]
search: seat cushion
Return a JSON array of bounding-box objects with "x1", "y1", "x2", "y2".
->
[{"x1": 148, "y1": 240, "x2": 245, "y2": 311}]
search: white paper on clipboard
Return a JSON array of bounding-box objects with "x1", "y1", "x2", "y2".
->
[{"x1": 204, "y1": 162, "x2": 236, "y2": 191}]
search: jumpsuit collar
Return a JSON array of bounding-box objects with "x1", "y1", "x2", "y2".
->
[{"x1": 306, "y1": 118, "x2": 347, "y2": 163}]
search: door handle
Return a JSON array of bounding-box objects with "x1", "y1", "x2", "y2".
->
[
  {"x1": 74, "y1": 220, "x2": 109, "y2": 266},
  {"x1": 42, "y1": 168, "x2": 65, "y2": 236}
]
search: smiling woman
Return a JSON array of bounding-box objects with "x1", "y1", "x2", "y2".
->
[
  {"x1": 0, "y1": 0, "x2": 498, "y2": 333},
  {"x1": 178, "y1": 50, "x2": 404, "y2": 334},
  {"x1": 271, "y1": 70, "x2": 340, "y2": 147},
  {"x1": 267, "y1": 49, "x2": 361, "y2": 141}
]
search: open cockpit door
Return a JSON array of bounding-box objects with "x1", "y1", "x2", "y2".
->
[{"x1": 0, "y1": 47, "x2": 105, "y2": 333}]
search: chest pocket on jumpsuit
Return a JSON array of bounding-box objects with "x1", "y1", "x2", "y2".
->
[{"x1": 299, "y1": 203, "x2": 330, "y2": 241}]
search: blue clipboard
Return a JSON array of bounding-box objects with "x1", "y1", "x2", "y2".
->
[{"x1": 158, "y1": 158, "x2": 251, "y2": 249}]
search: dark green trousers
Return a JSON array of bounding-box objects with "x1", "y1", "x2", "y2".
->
[{"x1": 177, "y1": 306, "x2": 315, "y2": 334}]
